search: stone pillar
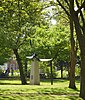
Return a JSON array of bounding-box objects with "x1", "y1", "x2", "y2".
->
[{"x1": 30, "y1": 58, "x2": 40, "y2": 85}]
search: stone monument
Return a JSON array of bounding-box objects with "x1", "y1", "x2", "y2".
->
[{"x1": 27, "y1": 54, "x2": 40, "y2": 85}]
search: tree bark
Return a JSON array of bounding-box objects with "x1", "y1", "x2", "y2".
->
[
  {"x1": 80, "y1": 51, "x2": 85, "y2": 99},
  {"x1": 69, "y1": 0, "x2": 85, "y2": 99},
  {"x1": 72, "y1": 11, "x2": 85, "y2": 100},
  {"x1": 69, "y1": 17, "x2": 76, "y2": 89},
  {"x1": 13, "y1": 49, "x2": 27, "y2": 85}
]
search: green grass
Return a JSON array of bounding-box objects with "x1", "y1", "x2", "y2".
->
[{"x1": 0, "y1": 78, "x2": 83, "y2": 100}]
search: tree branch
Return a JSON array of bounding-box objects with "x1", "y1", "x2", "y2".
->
[
  {"x1": 75, "y1": 0, "x2": 85, "y2": 33},
  {"x1": 56, "y1": 0, "x2": 70, "y2": 17},
  {"x1": 64, "y1": 0, "x2": 70, "y2": 6},
  {"x1": 76, "y1": 1, "x2": 85, "y2": 14}
]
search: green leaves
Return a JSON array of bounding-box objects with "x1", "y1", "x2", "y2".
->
[{"x1": 0, "y1": 0, "x2": 71, "y2": 64}]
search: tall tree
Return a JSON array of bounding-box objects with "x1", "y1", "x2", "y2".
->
[
  {"x1": 0, "y1": 0, "x2": 44, "y2": 84},
  {"x1": 56, "y1": 0, "x2": 85, "y2": 99}
]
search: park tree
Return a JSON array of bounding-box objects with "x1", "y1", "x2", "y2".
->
[
  {"x1": 49, "y1": 0, "x2": 77, "y2": 88},
  {"x1": 0, "y1": 0, "x2": 45, "y2": 84},
  {"x1": 56, "y1": 0, "x2": 85, "y2": 99},
  {"x1": 31, "y1": 24, "x2": 70, "y2": 78},
  {"x1": 15, "y1": 2, "x2": 70, "y2": 79},
  {"x1": 32, "y1": 25, "x2": 70, "y2": 58}
]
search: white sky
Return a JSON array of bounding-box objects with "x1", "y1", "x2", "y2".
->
[{"x1": 51, "y1": 19, "x2": 56, "y2": 25}]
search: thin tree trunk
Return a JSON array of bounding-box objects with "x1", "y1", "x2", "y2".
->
[
  {"x1": 24, "y1": 58, "x2": 27, "y2": 77},
  {"x1": 61, "y1": 65, "x2": 63, "y2": 79},
  {"x1": 68, "y1": 61, "x2": 70, "y2": 79},
  {"x1": 13, "y1": 49, "x2": 27, "y2": 85},
  {"x1": 69, "y1": 18, "x2": 76, "y2": 89}
]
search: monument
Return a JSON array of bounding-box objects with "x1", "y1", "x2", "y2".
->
[
  {"x1": 27, "y1": 54, "x2": 53, "y2": 85},
  {"x1": 27, "y1": 54, "x2": 40, "y2": 85}
]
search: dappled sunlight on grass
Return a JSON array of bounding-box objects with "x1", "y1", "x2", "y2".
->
[{"x1": 0, "y1": 78, "x2": 82, "y2": 100}]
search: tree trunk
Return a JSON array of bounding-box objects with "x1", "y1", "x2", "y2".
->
[
  {"x1": 24, "y1": 58, "x2": 27, "y2": 77},
  {"x1": 69, "y1": 17, "x2": 76, "y2": 89},
  {"x1": 69, "y1": 48, "x2": 76, "y2": 89},
  {"x1": 61, "y1": 65, "x2": 63, "y2": 79},
  {"x1": 13, "y1": 49, "x2": 27, "y2": 85},
  {"x1": 80, "y1": 51, "x2": 85, "y2": 99},
  {"x1": 72, "y1": 11, "x2": 85, "y2": 100}
]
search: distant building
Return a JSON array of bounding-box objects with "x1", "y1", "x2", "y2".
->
[{"x1": 7, "y1": 59, "x2": 18, "y2": 70}]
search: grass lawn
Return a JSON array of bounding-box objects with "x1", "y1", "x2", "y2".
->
[{"x1": 0, "y1": 78, "x2": 82, "y2": 100}]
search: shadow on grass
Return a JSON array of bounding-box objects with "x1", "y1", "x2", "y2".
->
[
  {"x1": 68, "y1": 96, "x2": 77, "y2": 100},
  {"x1": 67, "y1": 96, "x2": 82, "y2": 100},
  {"x1": 41, "y1": 78, "x2": 68, "y2": 83},
  {"x1": 0, "y1": 83, "x2": 22, "y2": 85},
  {"x1": 0, "y1": 78, "x2": 81, "y2": 100},
  {"x1": 0, "y1": 78, "x2": 30, "y2": 85},
  {"x1": 0, "y1": 82, "x2": 30, "y2": 85}
]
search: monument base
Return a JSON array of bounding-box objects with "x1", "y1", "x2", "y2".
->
[{"x1": 30, "y1": 58, "x2": 40, "y2": 85}]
